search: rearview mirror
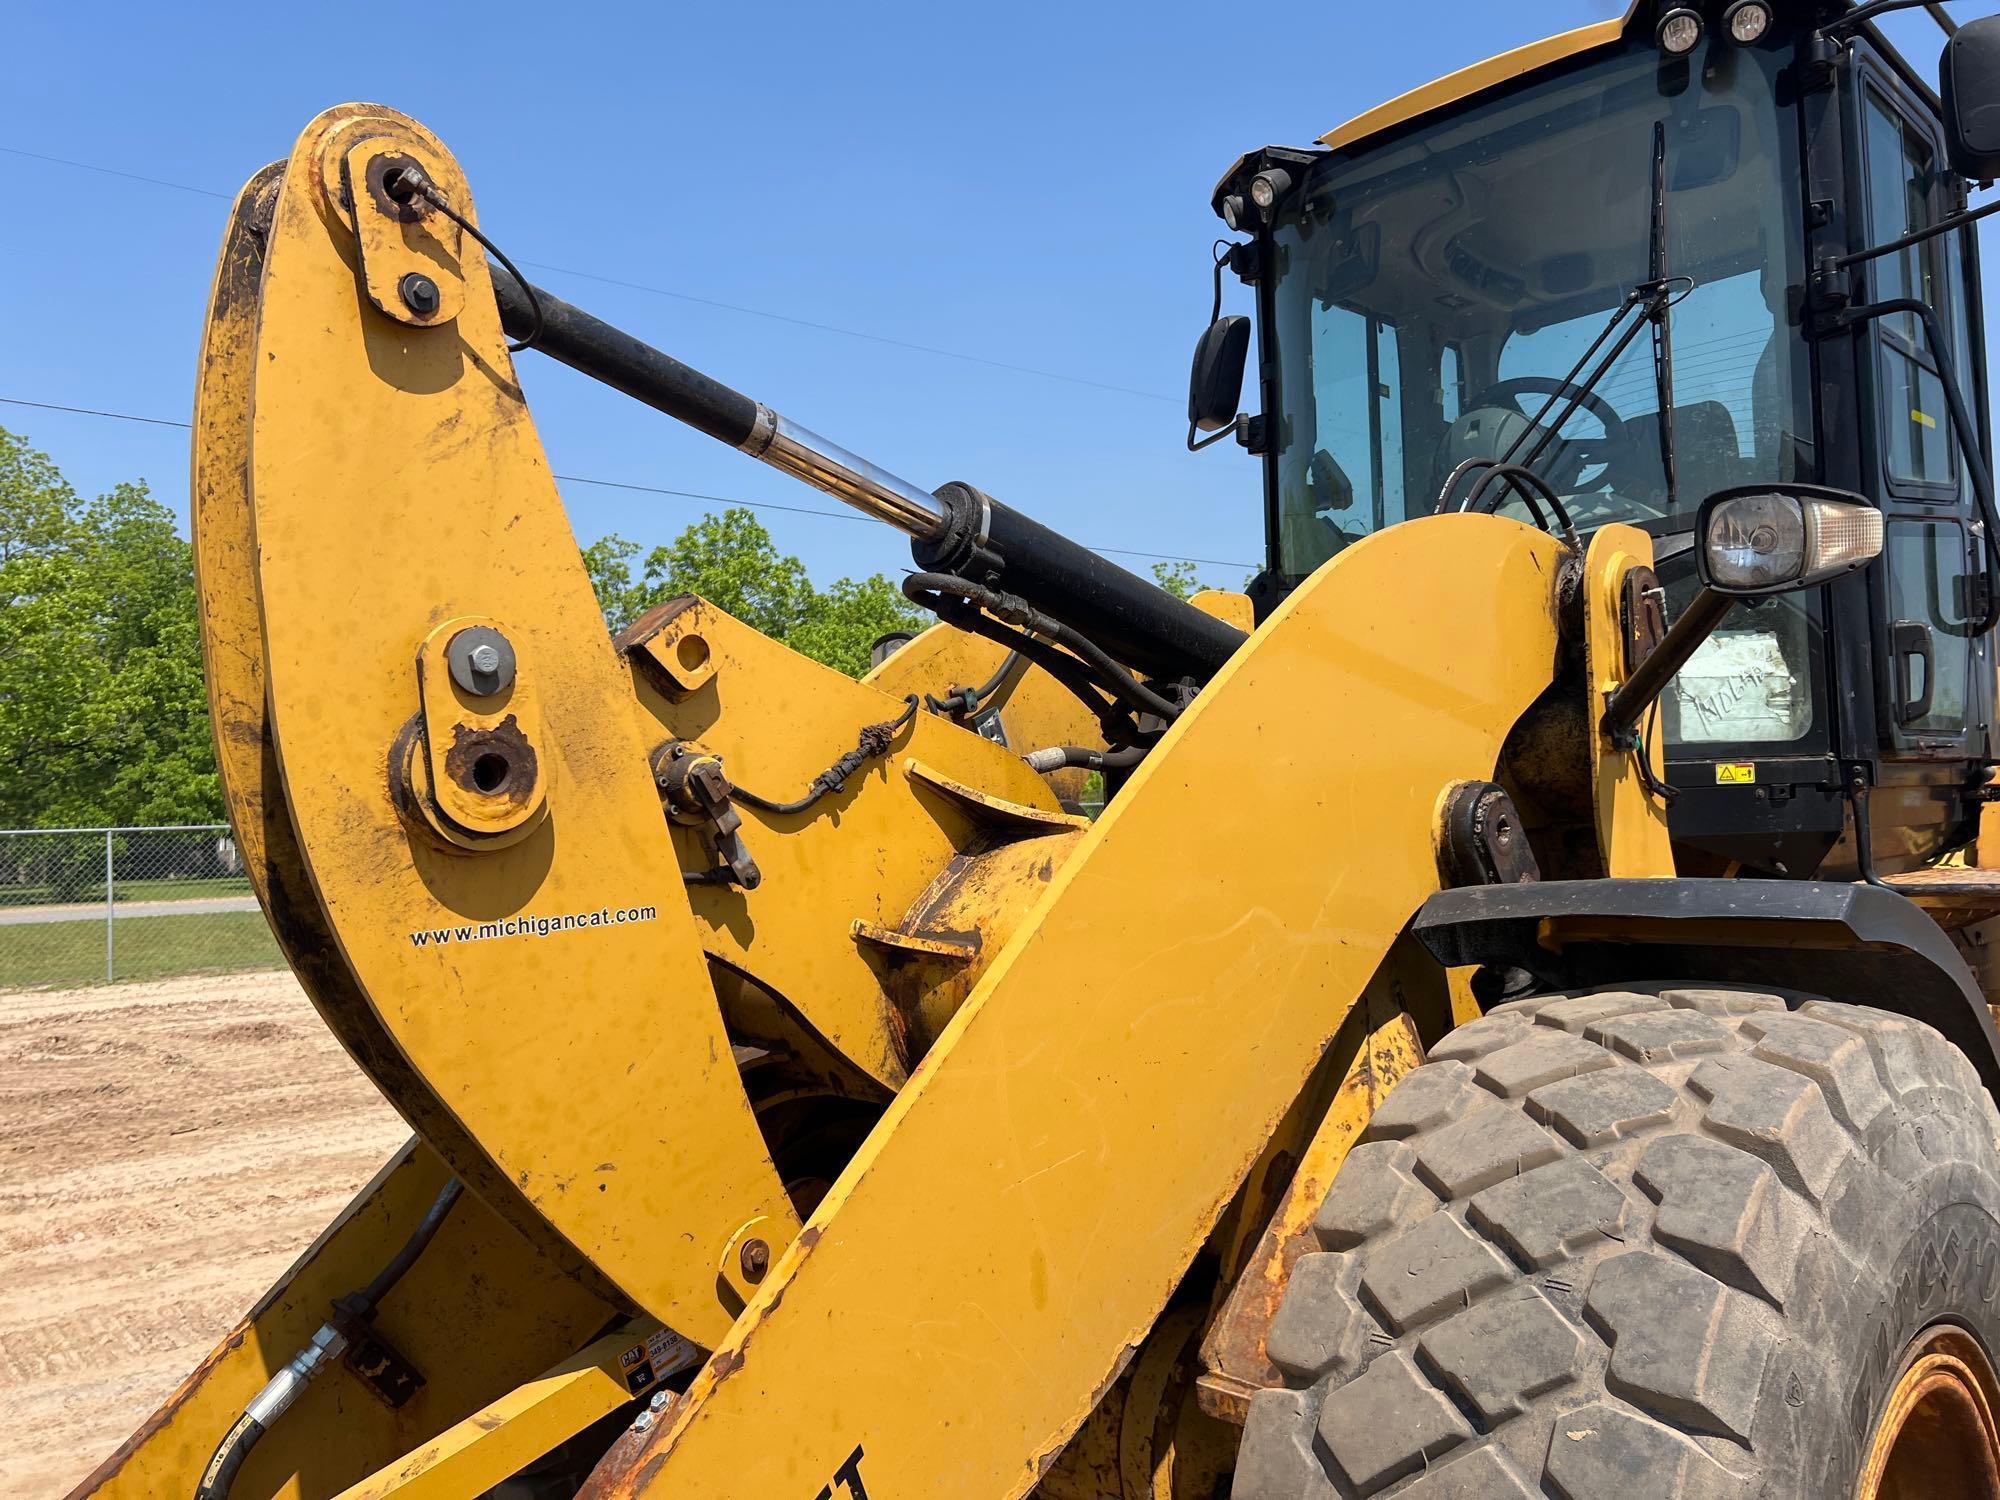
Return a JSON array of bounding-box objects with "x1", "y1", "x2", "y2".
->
[
  {"x1": 1188, "y1": 316, "x2": 1249, "y2": 435},
  {"x1": 1942, "y1": 16, "x2": 2000, "y2": 181},
  {"x1": 1696, "y1": 484, "x2": 1882, "y2": 597}
]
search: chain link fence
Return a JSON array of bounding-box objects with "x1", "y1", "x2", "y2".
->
[{"x1": 0, "y1": 825, "x2": 282, "y2": 990}]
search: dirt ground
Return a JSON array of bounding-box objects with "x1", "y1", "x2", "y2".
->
[{"x1": 0, "y1": 971, "x2": 409, "y2": 1498}]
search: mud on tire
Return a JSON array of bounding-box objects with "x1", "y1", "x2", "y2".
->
[{"x1": 1231, "y1": 985, "x2": 2000, "y2": 1499}]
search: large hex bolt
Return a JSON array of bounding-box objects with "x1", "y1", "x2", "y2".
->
[
  {"x1": 445, "y1": 626, "x2": 516, "y2": 698},
  {"x1": 399, "y1": 272, "x2": 442, "y2": 317}
]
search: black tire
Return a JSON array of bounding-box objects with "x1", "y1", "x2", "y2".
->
[{"x1": 1231, "y1": 985, "x2": 2000, "y2": 1499}]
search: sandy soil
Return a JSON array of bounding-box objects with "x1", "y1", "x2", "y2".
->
[{"x1": 0, "y1": 971, "x2": 409, "y2": 1498}]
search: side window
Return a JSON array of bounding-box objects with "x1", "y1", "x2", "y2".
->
[
  {"x1": 1863, "y1": 92, "x2": 1954, "y2": 487},
  {"x1": 1305, "y1": 302, "x2": 1404, "y2": 531},
  {"x1": 1883, "y1": 519, "x2": 1974, "y2": 734}
]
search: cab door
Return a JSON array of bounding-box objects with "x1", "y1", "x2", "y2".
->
[{"x1": 1849, "y1": 49, "x2": 1989, "y2": 761}]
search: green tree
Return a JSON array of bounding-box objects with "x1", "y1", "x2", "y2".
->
[
  {"x1": 0, "y1": 427, "x2": 218, "y2": 827},
  {"x1": 584, "y1": 508, "x2": 924, "y2": 678},
  {"x1": 1150, "y1": 560, "x2": 1201, "y2": 600}
]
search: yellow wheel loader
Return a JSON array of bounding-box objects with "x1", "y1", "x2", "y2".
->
[{"x1": 68, "y1": 2, "x2": 2000, "y2": 1496}]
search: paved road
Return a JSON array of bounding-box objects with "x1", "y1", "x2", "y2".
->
[{"x1": 0, "y1": 896, "x2": 261, "y2": 927}]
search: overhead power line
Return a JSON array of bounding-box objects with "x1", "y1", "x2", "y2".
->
[
  {"x1": 0, "y1": 143, "x2": 1175, "y2": 403},
  {"x1": 0, "y1": 396, "x2": 1258, "y2": 571}
]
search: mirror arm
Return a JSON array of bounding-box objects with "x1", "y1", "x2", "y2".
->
[
  {"x1": 1186, "y1": 414, "x2": 1245, "y2": 453},
  {"x1": 1833, "y1": 195, "x2": 2000, "y2": 271},
  {"x1": 1600, "y1": 586, "x2": 1738, "y2": 746},
  {"x1": 1838, "y1": 295, "x2": 2000, "y2": 633}
]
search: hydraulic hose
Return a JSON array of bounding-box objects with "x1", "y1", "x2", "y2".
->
[
  {"x1": 193, "y1": 1325, "x2": 347, "y2": 1500},
  {"x1": 1024, "y1": 745, "x2": 1149, "y2": 774},
  {"x1": 193, "y1": 1179, "x2": 462, "y2": 1500}
]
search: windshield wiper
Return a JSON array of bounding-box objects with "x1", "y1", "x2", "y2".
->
[
  {"x1": 1647, "y1": 120, "x2": 1681, "y2": 513},
  {"x1": 1440, "y1": 121, "x2": 1688, "y2": 533}
]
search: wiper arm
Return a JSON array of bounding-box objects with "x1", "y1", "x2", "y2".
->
[{"x1": 1647, "y1": 121, "x2": 1680, "y2": 512}]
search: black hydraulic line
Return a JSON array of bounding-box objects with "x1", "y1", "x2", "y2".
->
[
  {"x1": 1846, "y1": 767, "x2": 1899, "y2": 891},
  {"x1": 920, "y1": 595, "x2": 1141, "y2": 747},
  {"x1": 927, "y1": 650, "x2": 1023, "y2": 717},
  {"x1": 1024, "y1": 744, "x2": 1149, "y2": 773},
  {"x1": 1434, "y1": 456, "x2": 1502, "y2": 514},
  {"x1": 355, "y1": 1179, "x2": 463, "y2": 1312},
  {"x1": 195, "y1": 1181, "x2": 463, "y2": 1500},
  {"x1": 730, "y1": 696, "x2": 920, "y2": 816},
  {"x1": 195, "y1": 1413, "x2": 263, "y2": 1500},
  {"x1": 1462, "y1": 463, "x2": 1580, "y2": 548},
  {"x1": 384, "y1": 166, "x2": 544, "y2": 355},
  {"x1": 905, "y1": 572, "x2": 1184, "y2": 725},
  {"x1": 1843, "y1": 297, "x2": 2000, "y2": 634}
]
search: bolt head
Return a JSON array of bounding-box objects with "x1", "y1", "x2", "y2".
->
[
  {"x1": 468, "y1": 643, "x2": 501, "y2": 675},
  {"x1": 649, "y1": 1390, "x2": 670, "y2": 1412},
  {"x1": 739, "y1": 1237, "x2": 771, "y2": 1283},
  {"x1": 399, "y1": 272, "x2": 442, "y2": 316},
  {"x1": 633, "y1": 1409, "x2": 655, "y2": 1432}
]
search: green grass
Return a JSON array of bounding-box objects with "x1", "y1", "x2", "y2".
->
[
  {"x1": 0, "y1": 874, "x2": 253, "y2": 909},
  {"x1": 0, "y1": 911, "x2": 283, "y2": 989}
]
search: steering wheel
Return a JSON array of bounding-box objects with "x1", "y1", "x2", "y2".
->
[{"x1": 1460, "y1": 375, "x2": 1645, "y2": 500}]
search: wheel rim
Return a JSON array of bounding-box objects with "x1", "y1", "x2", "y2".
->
[{"x1": 1858, "y1": 1324, "x2": 2000, "y2": 1500}]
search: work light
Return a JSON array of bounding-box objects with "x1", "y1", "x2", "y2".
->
[
  {"x1": 1249, "y1": 168, "x2": 1293, "y2": 211},
  {"x1": 1724, "y1": 0, "x2": 1772, "y2": 42},
  {"x1": 1657, "y1": 7, "x2": 1704, "y2": 54}
]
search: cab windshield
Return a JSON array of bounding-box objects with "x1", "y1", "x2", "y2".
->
[{"x1": 1270, "y1": 33, "x2": 1813, "y2": 579}]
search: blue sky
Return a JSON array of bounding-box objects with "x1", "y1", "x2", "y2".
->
[{"x1": 0, "y1": 1, "x2": 1984, "y2": 591}]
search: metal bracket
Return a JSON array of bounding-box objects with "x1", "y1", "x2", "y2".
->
[{"x1": 654, "y1": 742, "x2": 761, "y2": 889}]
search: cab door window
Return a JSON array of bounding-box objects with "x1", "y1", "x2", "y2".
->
[{"x1": 1863, "y1": 93, "x2": 1954, "y2": 487}]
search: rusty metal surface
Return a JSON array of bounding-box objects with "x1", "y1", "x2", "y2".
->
[{"x1": 1197, "y1": 958, "x2": 1428, "y2": 1425}]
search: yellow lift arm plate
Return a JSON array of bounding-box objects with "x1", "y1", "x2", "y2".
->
[
  {"x1": 244, "y1": 106, "x2": 795, "y2": 1343},
  {"x1": 589, "y1": 515, "x2": 1566, "y2": 1498}
]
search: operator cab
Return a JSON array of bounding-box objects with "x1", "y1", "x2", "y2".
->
[{"x1": 1200, "y1": 0, "x2": 1998, "y2": 881}]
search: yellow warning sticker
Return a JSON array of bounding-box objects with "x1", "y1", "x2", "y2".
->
[
  {"x1": 1715, "y1": 763, "x2": 1756, "y2": 785},
  {"x1": 1913, "y1": 409, "x2": 1938, "y2": 430}
]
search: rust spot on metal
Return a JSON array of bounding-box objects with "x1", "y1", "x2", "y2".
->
[
  {"x1": 443, "y1": 714, "x2": 538, "y2": 807},
  {"x1": 65, "y1": 1321, "x2": 253, "y2": 1496},
  {"x1": 614, "y1": 595, "x2": 701, "y2": 654},
  {"x1": 710, "y1": 1347, "x2": 744, "y2": 1382},
  {"x1": 360, "y1": 148, "x2": 427, "y2": 224}
]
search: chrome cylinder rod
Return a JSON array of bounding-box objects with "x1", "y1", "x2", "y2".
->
[{"x1": 738, "y1": 408, "x2": 947, "y2": 540}]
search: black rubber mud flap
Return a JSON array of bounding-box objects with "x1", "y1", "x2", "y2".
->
[{"x1": 1411, "y1": 878, "x2": 2000, "y2": 1102}]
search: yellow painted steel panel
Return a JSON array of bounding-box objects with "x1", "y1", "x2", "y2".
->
[
  {"x1": 1583, "y1": 525, "x2": 1676, "y2": 877},
  {"x1": 244, "y1": 106, "x2": 793, "y2": 1342},
  {"x1": 589, "y1": 514, "x2": 1565, "y2": 1498},
  {"x1": 1319, "y1": 12, "x2": 1631, "y2": 153}
]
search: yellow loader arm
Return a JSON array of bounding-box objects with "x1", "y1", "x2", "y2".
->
[{"x1": 80, "y1": 104, "x2": 1673, "y2": 1500}]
